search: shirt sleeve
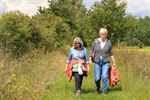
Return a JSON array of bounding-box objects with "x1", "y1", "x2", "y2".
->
[
  {"x1": 89, "y1": 39, "x2": 96, "y2": 57},
  {"x1": 84, "y1": 48, "x2": 89, "y2": 64},
  {"x1": 109, "y1": 40, "x2": 113, "y2": 56},
  {"x1": 66, "y1": 48, "x2": 73, "y2": 63}
]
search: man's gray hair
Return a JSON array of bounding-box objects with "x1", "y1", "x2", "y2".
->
[
  {"x1": 99, "y1": 28, "x2": 108, "y2": 36},
  {"x1": 73, "y1": 37, "x2": 83, "y2": 48}
]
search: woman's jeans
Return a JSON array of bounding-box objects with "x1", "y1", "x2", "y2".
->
[
  {"x1": 94, "y1": 60, "x2": 110, "y2": 93},
  {"x1": 73, "y1": 72, "x2": 83, "y2": 91}
]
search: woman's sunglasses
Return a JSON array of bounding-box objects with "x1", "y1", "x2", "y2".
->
[{"x1": 75, "y1": 42, "x2": 80, "y2": 45}]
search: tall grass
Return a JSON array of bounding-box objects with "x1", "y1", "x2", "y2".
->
[
  {"x1": 0, "y1": 48, "x2": 150, "y2": 100},
  {"x1": 42, "y1": 48, "x2": 150, "y2": 100},
  {"x1": 0, "y1": 50, "x2": 66, "y2": 100}
]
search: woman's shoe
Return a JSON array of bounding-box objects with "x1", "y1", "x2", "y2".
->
[
  {"x1": 76, "y1": 90, "x2": 81, "y2": 96},
  {"x1": 96, "y1": 88, "x2": 100, "y2": 94},
  {"x1": 102, "y1": 91, "x2": 108, "y2": 95}
]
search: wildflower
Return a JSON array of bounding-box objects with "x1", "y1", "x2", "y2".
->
[{"x1": 11, "y1": 74, "x2": 16, "y2": 80}]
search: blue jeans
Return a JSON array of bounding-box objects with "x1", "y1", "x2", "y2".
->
[{"x1": 94, "y1": 60, "x2": 110, "y2": 93}]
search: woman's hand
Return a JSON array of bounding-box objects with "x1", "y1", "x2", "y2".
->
[
  {"x1": 111, "y1": 55, "x2": 116, "y2": 67},
  {"x1": 87, "y1": 64, "x2": 90, "y2": 72},
  {"x1": 89, "y1": 57, "x2": 92, "y2": 64},
  {"x1": 112, "y1": 62, "x2": 116, "y2": 67}
]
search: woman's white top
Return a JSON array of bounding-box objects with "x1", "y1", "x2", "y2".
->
[{"x1": 98, "y1": 38, "x2": 107, "y2": 49}]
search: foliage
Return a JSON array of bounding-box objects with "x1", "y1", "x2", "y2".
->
[
  {"x1": 0, "y1": 11, "x2": 35, "y2": 57},
  {"x1": 138, "y1": 16, "x2": 150, "y2": 46},
  {"x1": 33, "y1": 12, "x2": 72, "y2": 52},
  {"x1": 38, "y1": 0, "x2": 87, "y2": 44},
  {"x1": 85, "y1": 0, "x2": 127, "y2": 45},
  {"x1": 124, "y1": 15, "x2": 150, "y2": 47},
  {"x1": 0, "y1": 51, "x2": 66, "y2": 99},
  {"x1": 0, "y1": 0, "x2": 150, "y2": 56}
]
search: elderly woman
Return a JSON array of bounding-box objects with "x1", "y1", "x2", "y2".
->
[
  {"x1": 65, "y1": 37, "x2": 90, "y2": 96},
  {"x1": 89, "y1": 28, "x2": 116, "y2": 94}
]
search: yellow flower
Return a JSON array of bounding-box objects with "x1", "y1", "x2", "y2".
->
[{"x1": 11, "y1": 74, "x2": 16, "y2": 80}]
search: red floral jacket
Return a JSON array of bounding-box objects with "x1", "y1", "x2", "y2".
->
[
  {"x1": 109, "y1": 65, "x2": 120, "y2": 87},
  {"x1": 66, "y1": 59, "x2": 87, "y2": 82}
]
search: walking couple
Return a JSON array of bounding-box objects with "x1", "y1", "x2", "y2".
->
[{"x1": 65, "y1": 28, "x2": 116, "y2": 96}]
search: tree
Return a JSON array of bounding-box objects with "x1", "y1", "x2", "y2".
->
[
  {"x1": 38, "y1": 0, "x2": 87, "y2": 40},
  {"x1": 139, "y1": 16, "x2": 150, "y2": 46},
  {"x1": 32, "y1": 12, "x2": 72, "y2": 52},
  {"x1": 124, "y1": 15, "x2": 150, "y2": 47},
  {"x1": 86, "y1": 0, "x2": 127, "y2": 45}
]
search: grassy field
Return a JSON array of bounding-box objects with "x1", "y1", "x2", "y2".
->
[{"x1": 0, "y1": 48, "x2": 150, "y2": 100}]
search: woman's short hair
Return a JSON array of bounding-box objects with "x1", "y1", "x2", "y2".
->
[
  {"x1": 99, "y1": 28, "x2": 108, "y2": 36},
  {"x1": 73, "y1": 37, "x2": 83, "y2": 48}
]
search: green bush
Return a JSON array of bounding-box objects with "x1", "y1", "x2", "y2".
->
[{"x1": 0, "y1": 11, "x2": 35, "y2": 57}]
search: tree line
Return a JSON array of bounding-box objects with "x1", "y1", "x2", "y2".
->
[{"x1": 0, "y1": 0, "x2": 149, "y2": 57}]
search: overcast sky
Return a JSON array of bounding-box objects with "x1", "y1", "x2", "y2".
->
[{"x1": 0, "y1": 0, "x2": 150, "y2": 17}]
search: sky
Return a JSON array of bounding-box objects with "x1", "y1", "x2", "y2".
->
[{"x1": 0, "y1": 0, "x2": 150, "y2": 17}]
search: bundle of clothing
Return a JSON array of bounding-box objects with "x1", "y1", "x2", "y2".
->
[
  {"x1": 109, "y1": 65, "x2": 120, "y2": 87},
  {"x1": 66, "y1": 59, "x2": 87, "y2": 82}
]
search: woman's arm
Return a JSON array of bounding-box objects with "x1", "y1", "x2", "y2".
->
[
  {"x1": 89, "y1": 40, "x2": 96, "y2": 63},
  {"x1": 66, "y1": 48, "x2": 73, "y2": 63},
  {"x1": 84, "y1": 48, "x2": 90, "y2": 71},
  {"x1": 110, "y1": 40, "x2": 116, "y2": 66},
  {"x1": 65, "y1": 64, "x2": 69, "y2": 71},
  {"x1": 111, "y1": 55, "x2": 116, "y2": 66},
  {"x1": 89, "y1": 40, "x2": 96, "y2": 57},
  {"x1": 65, "y1": 48, "x2": 73, "y2": 71},
  {"x1": 86, "y1": 64, "x2": 90, "y2": 72},
  {"x1": 84, "y1": 48, "x2": 89, "y2": 64}
]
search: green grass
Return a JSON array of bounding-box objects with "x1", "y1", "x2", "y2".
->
[
  {"x1": 41, "y1": 64, "x2": 150, "y2": 100},
  {"x1": 115, "y1": 47, "x2": 150, "y2": 54},
  {"x1": 41, "y1": 48, "x2": 150, "y2": 100},
  {"x1": 0, "y1": 48, "x2": 150, "y2": 100}
]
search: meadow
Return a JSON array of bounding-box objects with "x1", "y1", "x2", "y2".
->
[{"x1": 0, "y1": 48, "x2": 150, "y2": 100}]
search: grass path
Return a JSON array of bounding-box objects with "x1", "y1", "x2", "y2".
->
[
  {"x1": 0, "y1": 49, "x2": 150, "y2": 100},
  {"x1": 41, "y1": 50, "x2": 150, "y2": 100}
]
